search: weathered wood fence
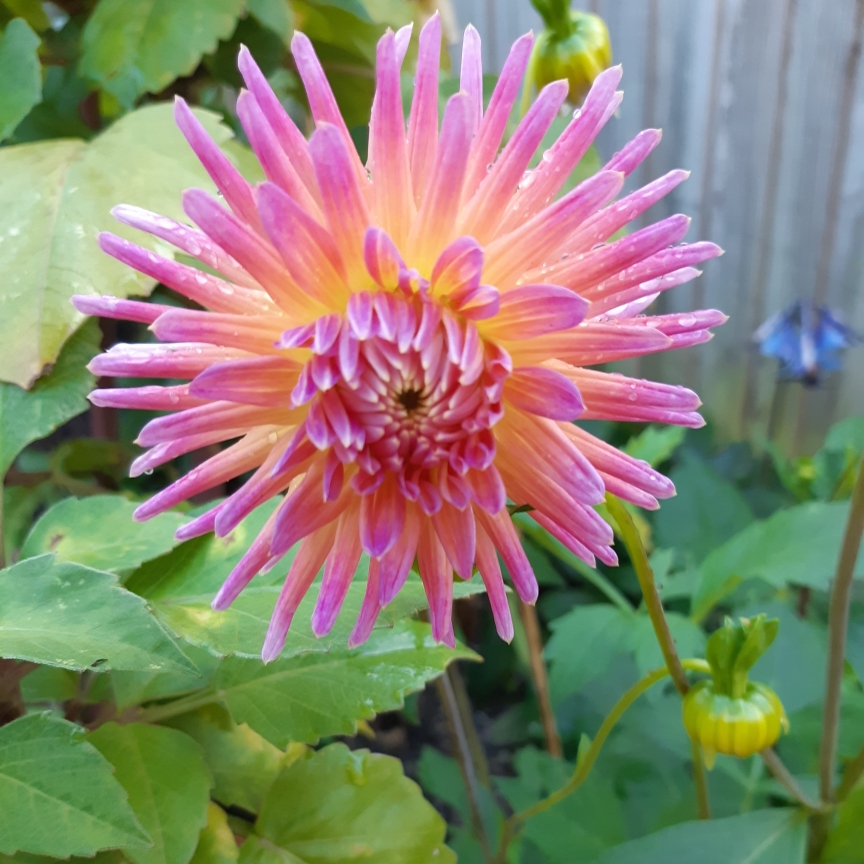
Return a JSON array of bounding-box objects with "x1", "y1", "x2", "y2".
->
[{"x1": 451, "y1": 0, "x2": 864, "y2": 452}]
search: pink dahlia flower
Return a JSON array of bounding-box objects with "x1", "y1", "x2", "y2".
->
[{"x1": 75, "y1": 17, "x2": 725, "y2": 661}]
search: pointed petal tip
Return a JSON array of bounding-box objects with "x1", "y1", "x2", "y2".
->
[
  {"x1": 291, "y1": 29, "x2": 311, "y2": 50},
  {"x1": 261, "y1": 641, "x2": 282, "y2": 664}
]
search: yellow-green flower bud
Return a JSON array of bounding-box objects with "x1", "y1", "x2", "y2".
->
[
  {"x1": 528, "y1": 2, "x2": 612, "y2": 106},
  {"x1": 683, "y1": 615, "x2": 789, "y2": 767},
  {"x1": 683, "y1": 680, "x2": 789, "y2": 768}
]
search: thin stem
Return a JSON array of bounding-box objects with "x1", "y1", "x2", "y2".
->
[
  {"x1": 605, "y1": 494, "x2": 690, "y2": 695},
  {"x1": 836, "y1": 744, "x2": 864, "y2": 803},
  {"x1": 760, "y1": 748, "x2": 823, "y2": 812},
  {"x1": 135, "y1": 688, "x2": 221, "y2": 725},
  {"x1": 494, "y1": 659, "x2": 711, "y2": 862},
  {"x1": 448, "y1": 662, "x2": 491, "y2": 787},
  {"x1": 819, "y1": 457, "x2": 864, "y2": 804},
  {"x1": 437, "y1": 667, "x2": 494, "y2": 864},
  {"x1": 516, "y1": 597, "x2": 562, "y2": 758},
  {"x1": 692, "y1": 739, "x2": 712, "y2": 819}
]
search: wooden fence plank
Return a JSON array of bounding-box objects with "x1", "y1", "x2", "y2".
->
[{"x1": 450, "y1": 0, "x2": 864, "y2": 450}]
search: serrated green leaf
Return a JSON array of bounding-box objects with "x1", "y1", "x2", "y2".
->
[
  {"x1": 592, "y1": 808, "x2": 805, "y2": 864},
  {"x1": 246, "y1": 0, "x2": 294, "y2": 45},
  {"x1": 214, "y1": 620, "x2": 476, "y2": 746},
  {"x1": 21, "y1": 495, "x2": 187, "y2": 571},
  {"x1": 0, "y1": 555, "x2": 196, "y2": 672},
  {"x1": 0, "y1": 18, "x2": 41, "y2": 141},
  {"x1": 631, "y1": 612, "x2": 705, "y2": 678},
  {"x1": 190, "y1": 804, "x2": 238, "y2": 864},
  {"x1": 246, "y1": 742, "x2": 453, "y2": 864},
  {"x1": 545, "y1": 604, "x2": 633, "y2": 705},
  {"x1": 164, "y1": 705, "x2": 286, "y2": 814},
  {"x1": 496, "y1": 747, "x2": 626, "y2": 864},
  {"x1": 0, "y1": 104, "x2": 232, "y2": 388},
  {"x1": 0, "y1": 713, "x2": 150, "y2": 857},
  {"x1": 0, "y1": 319, "x2": 98, "y2": 477},
  {"x1": 79, "y1": 0, "x2": 245, "y2": 108},
  {"x1": 692, "y1": 500, "x2": 864, "y2": 619},
  {"x1": 127, "y1": 498, "x2": 486, "y2": 659},
  {"x1": 88, "y1": 723, "x2": 213, "y2": 864},
  {"x1": 654, "y1": 451, "x2": 755, "y2": 564}
]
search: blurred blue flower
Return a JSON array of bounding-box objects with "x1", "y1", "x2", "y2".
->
[{"x1": 754, "y1": 300, "x2": 861, "y2": 385}]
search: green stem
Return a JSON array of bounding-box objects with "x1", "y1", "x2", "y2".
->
[
  {"x1": 820, "y1": 457, "x2": 864, "y2": 802},
  {"x1": 517, "y1": 596, "x2": 562, "y2": 758},
  {"x1": 692, "y1": 739, "x2": 712, "y2": 819},
  {"x1": 809, "y1": 458, "x2": 864, "y2": 861},
  {"x1": 437, "y1": 667, "x2": 494, "y2": 864},
  {"x1": 760, "y1": 747, "x2": 823, "y2": 812},
  {"x1": 493, "y1": 659, "x2": 711, "y2": 862},
  {"x1": 135, "y1": 688, "x2": 221, "y2": 724},
  {"x1": 605, "y1": 494, "x2": 690, "y2": 695}
]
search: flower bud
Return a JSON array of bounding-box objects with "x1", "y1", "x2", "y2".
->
[
  {"x1": 683, "y1": 615, "x2": 789, "y2": 767},
  {"x1": 528, "y1": 3, "x2": 612, "y2": 105},
  {"x1": 683, "y1": 680, "x2": 789, "y2": 768}
]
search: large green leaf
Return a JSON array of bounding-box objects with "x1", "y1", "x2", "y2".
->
[
  {"x1": 654, "y1": 452, "x2": 755, "y2": 563},
  {"x1": 21, "y1": 495, "x2": 186, "y2": 571},
  {"x1": 79, "y1": 0, "x2": 245, "y2": 108},
  {"x1": 823, "y1": 785, "x2": 864, "y2": 863},
  {"x1": 0, "y1": 18, "x2": 41, "y2": 141},
  {"x1": 244, "y1": 743, "x2": 453, "y2": 864},
  {"x1": 0, "y1": 104, "x2": 231, "y2": 388},
  {"x1": 127, "y1": 499, "x2": 486, "y2": 659},
  {"x1": 214, "y1": 620, "x2": 477, "y2": 746},
  {"x1": 592, "y1": 809, "x2": 806, "y2": 864},
  {"x1": 545, "y1": 604, "x2": 634, "y2": 705},
  {"x1": 624, "y1": 424, "x2": 687, "y2": 467},
  {"x1": 88, "y1": 723, "x2": 212, "y2": 864},
  {"x1": 164, "y1": 705, "x2": 286, "y2": 814},
  {"x1": 247, "y1": 0, "x2": 294, "y2": 44},
  {"x1": 545, "y1": 603, "x2": 704, "y2": 707},
  {"x1": 190, "y1": 804, "x2": 238, "y2": 864},
  {"x1": 0, "y1": 319, "x2": 98, "y2": 477},
  {"x1": 692, "y1": 500, "x2": 864, "y2": 619},
  {"x1": 0, "y1": 713, "x2": 149, "y2": 857},
  {"x1": 0, "y1": 555, "x2": 196, "y2": 672}
]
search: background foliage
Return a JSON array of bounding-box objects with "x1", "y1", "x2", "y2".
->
[{"x1": 0, "y1": 2, "x2": 862, "y2": 863}]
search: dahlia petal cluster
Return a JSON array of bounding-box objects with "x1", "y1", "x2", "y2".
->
[{"x1": 75, "y1": 17, "x2": 725, "y2": 661}]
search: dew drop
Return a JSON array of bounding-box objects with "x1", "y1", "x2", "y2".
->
[
  {"x1": 144, "y1": 468, "x2": 154, "y2": 475},
  {"x1": 677, "y1": 313, "x2": 697, "y2": 327}
]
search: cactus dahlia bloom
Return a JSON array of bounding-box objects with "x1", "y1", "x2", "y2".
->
[{"x1": 74, "y1": 17, "x2": 725, "y2": 661}]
